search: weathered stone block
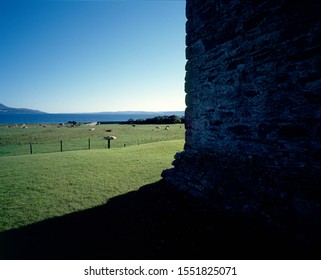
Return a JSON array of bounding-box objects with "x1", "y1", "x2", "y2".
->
[{"x1": 163, "y1": 0, "x2": 321, "y2": 237}]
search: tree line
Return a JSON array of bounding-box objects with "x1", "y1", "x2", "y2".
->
[{"x1": 126, "y1": 115, "x2": 184, "y2": 125}]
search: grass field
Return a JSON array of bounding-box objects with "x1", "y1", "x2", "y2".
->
[
  {"x1": 0, "y1": 123, "x2": 185, "y2": 232},
  {"x1": 0, "y1": 123, "x2": 185, "y2": 156}
]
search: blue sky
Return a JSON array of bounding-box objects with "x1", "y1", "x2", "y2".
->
[{"x1": 0, "y1": 0, "x2": 186, "y2": 113}]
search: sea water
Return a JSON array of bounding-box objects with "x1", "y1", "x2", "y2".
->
[{"x1": 0, "y1": 112, "x2": 184, "y2": 125}]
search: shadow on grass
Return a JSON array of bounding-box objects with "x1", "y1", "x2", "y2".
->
[{"x1": 0, "y1": 180, "x2": 320, "y2": 260}]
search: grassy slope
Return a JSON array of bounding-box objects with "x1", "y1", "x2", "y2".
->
[
  {"x1": 0, "y1": 140, "x2": 184, "y2": 231},
  {"x1": 0, "y1": 123, "x2": 185, "y2": 156}
]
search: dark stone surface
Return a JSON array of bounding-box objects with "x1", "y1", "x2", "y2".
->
[{"x1": 163, "y1": 0, "x2": 321, "y2": 234}]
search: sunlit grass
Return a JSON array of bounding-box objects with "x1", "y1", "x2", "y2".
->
[
  {"x1": 0, "y1": 123, "x2": 185, "y2": 156},
  {"x1": 0, "y1": 140, "x2": 184, "y2": 232}
]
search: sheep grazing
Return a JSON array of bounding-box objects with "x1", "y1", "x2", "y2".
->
[
  {"x1": 89, "y1": 128, "x2": 95, "y2": 131},
  {"x1": 87, "y1": 122, "x2": 97, "y2": 126}
]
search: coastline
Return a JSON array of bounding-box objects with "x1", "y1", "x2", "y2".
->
[{"x1": 0, "y1": 112, "x2": 184, "y2": 125}]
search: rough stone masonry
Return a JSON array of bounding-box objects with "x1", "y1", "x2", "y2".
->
[{"x1": 162, "y1": 0, "x2": 321, "y2": 224}]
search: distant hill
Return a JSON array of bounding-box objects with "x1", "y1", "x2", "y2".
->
[
  {"x1": 0, "y1": 104, "x2": 184, "y2": 115},
  {"x1": 97, "y1": 111, "x2": 185, "y2": 116},
  {"x1": 0, "y1": 103, "x2": 47, "y2": 114}
]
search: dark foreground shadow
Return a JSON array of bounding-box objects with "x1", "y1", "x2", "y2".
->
[{"x1": 0, "y1": 180, "x2": 320, "y2": 260}]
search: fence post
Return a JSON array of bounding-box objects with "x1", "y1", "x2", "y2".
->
[
  {"x1": 60, "y1": 140, "x2": 63, "y2": 152},
  {"x1": 29, "y1": 142, "x2": 33, "y2": 154},
  {"x1": 88, "y1": 138, "x2": 91, "y2": 150}
]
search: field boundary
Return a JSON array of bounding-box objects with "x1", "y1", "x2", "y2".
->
[{"x1": 0, "y1": 123, "x2": 185, "y2": 156}]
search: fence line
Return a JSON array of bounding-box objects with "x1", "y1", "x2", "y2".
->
[
  {"x1": 1, "y1": 137, "x2": 174, "y2": 156},
  {"x1": 1, "y1": 138, "x2": 119, "y2": 156}
]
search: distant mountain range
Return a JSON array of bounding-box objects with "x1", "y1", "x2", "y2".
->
[
  {"x1": 95, "y1": 110, "x2": 185, "y2": 116},
  {"x1": 0, "y1": 103, "x2": 47, "y2": 114},
  {"x1": 0, "y1": 103, "x2": 184, "y2": 116}
]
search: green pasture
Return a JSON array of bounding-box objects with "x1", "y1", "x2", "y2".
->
[
  {"x1": 0, "y1": 139, "x2": 184, "y2": 232},
  {"x1": 0, "y1": 123, "x2": 185, "y2": 156}
]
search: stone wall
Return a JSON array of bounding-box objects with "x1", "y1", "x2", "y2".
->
[{"x1": 162, "y1": 0, "x2": 321, "y2": 224}]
